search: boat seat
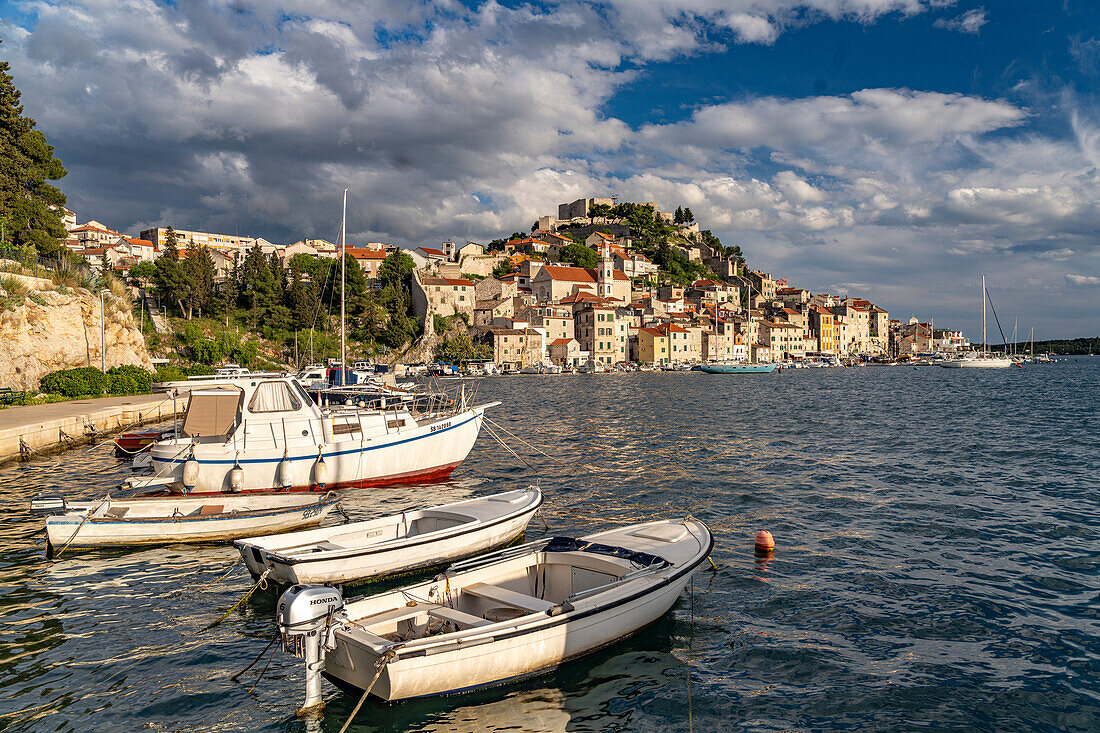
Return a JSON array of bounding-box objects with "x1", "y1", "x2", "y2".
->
[
  {"x1": 428, "y1": 606, "x2": 491, "y2": 629},
  {"x1": 358, "y1": 602, "x2": 439, "y2": 630},
  {"x1": 312, "y1": 541, "x2": 344, "y2": 552},
  {"x1": 105, "y1": 507, "x2": 129, "y2": 518},
  {"x1": 199, "y1": 505, "x2": 224, "y2": 515},
  {"x1": 463, "y1": 583, "x2": 554, "y2": 613}
]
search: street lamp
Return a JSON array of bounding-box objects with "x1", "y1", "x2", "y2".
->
[{"x1": 100, "y1": 289, "x2": 109, "y2": 373}]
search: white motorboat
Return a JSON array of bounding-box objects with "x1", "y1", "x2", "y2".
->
[
  {"x1": 276, "y1": 517, "x2": 712, "y2": 710},
  {"x1": 43, "y1": 492, "x2": 340, "y2": 553},
  {"x1": 137, "y1": 376, "x2": 496, "y2": 494},
  {"x1": 235, "y1": 488, "x2": 542, "y2": 586}
]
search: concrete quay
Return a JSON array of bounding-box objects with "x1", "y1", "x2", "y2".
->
[{"x1": 0, "y1": 394, "x2": 183, "y2": 464}]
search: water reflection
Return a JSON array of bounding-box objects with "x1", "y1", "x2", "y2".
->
[{"x1": 0, "y1": 365, "x2": 1096, "y2": 731}]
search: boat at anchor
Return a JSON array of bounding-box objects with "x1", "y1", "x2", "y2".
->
[
  {"x1": 129, "y1": 376, "x2": 496, "y2": 495},
  {"x1": 275, "y1": 517, "x2": 712, "y2": 709},
  {"x1": 236, "y1": 487, "x2": 542, "y2": 586}
]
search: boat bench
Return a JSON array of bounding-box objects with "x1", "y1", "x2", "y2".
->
[
  {"x1": 428, "y1": 606, "x2": 491, "y2": 629},
  {"x1": 463, "y1": 583, "x2": 554, "y2": 613}
]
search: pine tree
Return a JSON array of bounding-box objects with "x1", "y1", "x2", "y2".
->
[
  {"x1": 0, "y1": 43, "x2": 68, "y2": 256},
  {"x1": 674, "y1": 206, "x2": 684, "y2": 224},
  {"x1": 684, "y1": 207, "x2": 694, "y2": 223}
]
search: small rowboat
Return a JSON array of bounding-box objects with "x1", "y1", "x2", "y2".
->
[
  {"x1": 236, "y1": 488, "x2": 542, "y2": 586},
  {"x1": 114, "y1": 428, "x2": 175, "y2": 457},
  {"x1": 276, "y1": 517, "x2": 711, "y2": 709},
  {"x1": 44, "y1": 492, "x2": 340, "y2": 553}
]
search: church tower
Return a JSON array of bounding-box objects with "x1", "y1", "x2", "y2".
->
[{"x1": 597, "y1": 240, "x2": 614, "y2": 299}]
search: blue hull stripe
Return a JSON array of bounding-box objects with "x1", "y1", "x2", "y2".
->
[{"x1": 157, "y1": 412, "x2": 480, "y2": 466}]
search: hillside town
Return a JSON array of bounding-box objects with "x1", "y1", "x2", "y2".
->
[{"x1": 56, "y1": 198, "x2": 970, "y2": 369}]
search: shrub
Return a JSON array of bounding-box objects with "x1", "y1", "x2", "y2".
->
[
  {"x1": 107, "y1": 365, "x2": 153, "y2": 395},
  {"x1": 40, "y1": 367, "x2": 110, "y2": 397},
  {"x1": 433, "y1": 314, "x2": 448, "y2": 335}
]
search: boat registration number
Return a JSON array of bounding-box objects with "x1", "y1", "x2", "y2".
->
[
  {"x1": 430, "y1": 421, "x2": 452, "y2": 433},
  {"x1": 303, "y1": 505, "x2": 323, "y2": 519}
]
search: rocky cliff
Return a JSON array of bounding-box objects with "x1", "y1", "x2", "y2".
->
[{"x1": 0, "y1": 274, "x2": 153, "y2": 391}]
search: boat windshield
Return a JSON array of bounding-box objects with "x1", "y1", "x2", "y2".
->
[{"x1": 248, "y1": 381, "x2": 303, "y2": 413}]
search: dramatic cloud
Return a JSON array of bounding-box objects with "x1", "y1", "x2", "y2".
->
[{"x1": 1, "y1": 0, "x2": 1097, "y2": 336}]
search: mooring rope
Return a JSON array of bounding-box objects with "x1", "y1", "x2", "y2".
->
[
  {"x1": 191, "y1": 557, "x2": 243, "y2": 594},
  {"x1": 481, "y1": 422, "x2": 537, "y2": 471},
  {"x1": 204, "y1": 569, "x2": 271, "y2": 631},
  {"x1": 229, "y1": 633, "x2": 279, "y2": 682},
  {"x1": 483, "y1": 416, "x2": 570, "y2": 468},
  {"x1": 337, "y1": 649, "x2": 396, "y2": 733}
]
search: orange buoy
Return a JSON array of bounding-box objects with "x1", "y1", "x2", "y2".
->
[{"x1": 754, "y1": 530, "x2": 775, "y2": 555}]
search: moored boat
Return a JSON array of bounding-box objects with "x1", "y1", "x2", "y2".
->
[
  {"x1": 139, "y1": 376, "x2": 497, "y2": 494},
  {"x1": 235, "y1": 487, "x2": 543, "y2": 586},
  {"x1": 43, "y1": 492, "x2": 340, "y2": 553},
  {"x1": 275, "y1": 517, "x2": 712, "y2": 709},
  {"x1": 699, "y1": 363, "x2": 778, "y2": 374}
]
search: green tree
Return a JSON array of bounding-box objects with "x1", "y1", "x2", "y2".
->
[
  {"x1": 0, "y1": 44, "x2": 68, "y2": 257},
  {"x1": 559, "y1": 243, "x2": 598, "y2": 269},
  {"x1": 674, "y1": 206, "x2": 684, "y2": 224},
  {"x1": 683, "y1": 207, "x2": 694, "y2": 223},
  {"x1": 183, "y1": 242, "x2": 216, "y2": 319},
  {"x1": 154, "y1": 228, "x2": 189, "y2": 315},
  {"x1": 128, "y1": 260, "x2": 156, "y2": 287}
]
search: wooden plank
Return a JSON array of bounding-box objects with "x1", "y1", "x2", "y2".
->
[
  {"x1": 463, "y1": 583, "x2": 554, "y2": 613},
  {"x1": 429, "y1": 606, "x2": 492, "y2": 628}
]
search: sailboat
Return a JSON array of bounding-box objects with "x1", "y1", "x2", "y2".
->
[{"x1": 941, "y1": 274, "x2": 1012, "y2": 369}]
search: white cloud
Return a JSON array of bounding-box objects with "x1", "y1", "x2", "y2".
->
[
  {"x1": 1, "y1": 0, "x2": 1098, "y2": 336},
  {"x1": 934, "y1": 8, "x2": 987, "y2": 34},
  {"x1": 1066, "y1": 274, "x2": 1100, "y2": 286}
]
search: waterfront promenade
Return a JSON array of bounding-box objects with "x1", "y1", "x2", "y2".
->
[{"x1": 0, "y1": 394, "x2": 182, "y2": 463}]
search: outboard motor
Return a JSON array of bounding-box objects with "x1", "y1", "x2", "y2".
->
[{"x1": 277, "y1": 584, "x2": 344, "y2": 713}]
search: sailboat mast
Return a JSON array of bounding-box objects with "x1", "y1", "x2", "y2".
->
[
  {"x1": 981, "y1": 273, "x2": 987, "y2": 354},
  {"x1": 340, "y1": 188, "x2": 348, "y2": 377}
]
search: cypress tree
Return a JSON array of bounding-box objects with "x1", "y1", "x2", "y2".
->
[{"x1": 0, "y1": 42, "x2": 68, "y2": 256}]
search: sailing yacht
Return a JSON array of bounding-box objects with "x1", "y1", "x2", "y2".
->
[{"x1": 941, "y1": 275, "x2": 1012, "y2": 368}]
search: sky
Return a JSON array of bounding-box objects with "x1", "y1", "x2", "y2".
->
[{"x1": 1, "y1": 0, "x2": 1098, "y2": 339}]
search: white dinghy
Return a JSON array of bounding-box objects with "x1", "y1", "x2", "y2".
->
[
  {"x1": 236, "y1": 488, "x2": 542, "y2": 586},
  {"x1": 44, "y1": 492, "x2": 340, "y2": 553},
  {"x1": 276, "y1": 517, "x2": 711, "y2": 710}
]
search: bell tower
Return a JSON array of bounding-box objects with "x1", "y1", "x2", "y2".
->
[{"x1": 598, "y1": 240, "x2": 614, "y2": 299}]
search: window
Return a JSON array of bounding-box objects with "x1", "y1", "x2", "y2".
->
[{"x1": 248, "y1": 381, "x2": 302, "y2": 413}]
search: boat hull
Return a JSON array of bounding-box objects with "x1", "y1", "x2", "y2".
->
[
  {"x1": 45, "y1": 495, "x2": 339, "y2": 549},
  {"x1": 321, "y1": 519, "x2": 712, "y2": 701},
  {"x1": 148, "y1": 408, "x2": 486, "y2": 493},
  {"x1": 699, "y1": 364, "x2": 778, "y2": 374},
  {"x1": 940, "y1": 358, "x2": 1013, "y2": 368},
  {"x1": 238, "y1": 489, "x2": 542, "y2": 585}
]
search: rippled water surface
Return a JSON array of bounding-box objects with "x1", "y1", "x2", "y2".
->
[{"x1": 1, "y1": 362, "x2": 1098, "y2": 732}]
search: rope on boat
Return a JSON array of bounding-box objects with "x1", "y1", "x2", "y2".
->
[
  {"x1": 204, "y1": 569, "x2": 271, "y2": 631},
  {"x1": 48, "y1": 509, "x2": 94, "y2": 560},
  {"x1": 337, "y1": 649, "x2": 396, "y2": 733}
]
